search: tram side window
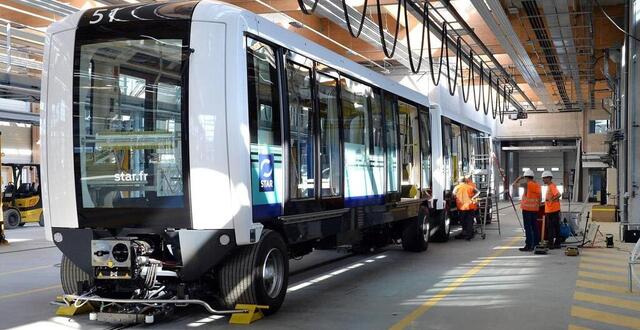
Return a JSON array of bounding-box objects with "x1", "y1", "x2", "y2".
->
[
  {"x1": 369, "y1": 91, "x2": 384, "y2": 195},
  {"x1": 450, "y1": 123, "x2": 462, "y2": 185},
  {"x1": 461, "y1": 129, "x2": 470, "y2": 176},
  {"x1": 442, "y1": 122, "x2": 453, "y2": 191},
  {"x1": 317, "y1": 73, "x2": 341, "y2": 197},
  {"x1": 286, "y1": 61, "x2": 315, "y2": 199},
  {"x1": 398, "y1": 101, "x2": 420, "y2": 199},
  {"x1": 341, "y1": 77, "x2": 372, "y2": 197},
  {"x1": 384, "y1": 93, "x2": 399, "y2": 193},
  {"x1": 469, "y1": 130, "x2": 479, "y2": 171},
  {"x1": 419, "y1": 111, "x2": 432, "y2": 191},
  {"x1": 247, "y1": 38, "x2": 281, "y2": 146}
]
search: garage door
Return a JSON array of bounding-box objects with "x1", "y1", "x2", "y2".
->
[{"x1": 519, "y1": 152, "x2": 565, "y2": 196}]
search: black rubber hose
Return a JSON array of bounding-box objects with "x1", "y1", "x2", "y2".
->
[
  {"x1": 341, "y1": 0, "x2": 369, "y2": 38},
  {"x1": 492, "y1": 77, "x2": 500, "y2": 119},
  {"x1": 459, "y1": 45, "x2": 472, "y2": 103},
  {"x1": 297, "y1": 0, "x2": 319, "y2": 14},
  {"x1": 444, "y1": 35, "x2": 461, "y2": 96},
  {"x1": 472, "y1": 60, "x2": 483, "y2": 112},
  {"x1": 404, "y1": 0, "x2": 427, "y2": 73},
  {"x1": 426, "y1": 13, "x2": 445, "y2": 86},
  {"x1": 375, "y1": 0, "x2": 402, "y2": 58}
]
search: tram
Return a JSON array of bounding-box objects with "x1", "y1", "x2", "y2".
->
[{"x1": 41, "y1": 0, "x2": 491, "y2": 317}]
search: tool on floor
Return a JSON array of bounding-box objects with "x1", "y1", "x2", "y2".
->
[
  {"x1": 565, "y1": 246, "x2": 579, "y2": 256},
  {"x1": 229, "y1": 304, "x2": 269, "y2": 324},
  {"x1": 534, "y1": 215, "x2": 549, "y2": 255},
  {"x1": 606, "y1": 234, "x2": 614, "y2": 248},
  {"x1": 52, "y1": 295, "x2": 94, "y2": 316}
]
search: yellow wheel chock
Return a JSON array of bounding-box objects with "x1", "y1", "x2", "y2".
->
[
  {"x1": 229, "y1": 304, "x2": 269, "y2": 324},
  {"x1": 54, "y1": 296, "x2": 94, "y2": 316}
]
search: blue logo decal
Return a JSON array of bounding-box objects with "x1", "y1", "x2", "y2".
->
[{"x1": 259, "y1": 154, "x2": 274, "y2": 192}]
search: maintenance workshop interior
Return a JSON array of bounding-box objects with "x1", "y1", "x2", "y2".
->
[{"x1": 0, "y1": 0, "x2": 639, "y2": 329}]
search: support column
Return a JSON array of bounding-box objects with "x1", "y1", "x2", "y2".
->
[{"x1": 621, "y1": 0, "x2": 640, "y2": 241}]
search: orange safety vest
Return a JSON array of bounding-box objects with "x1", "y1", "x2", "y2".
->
[
  {"x1": 521, "y1": 180, "x2": 542, "y2": 212},
  {"x1": 545, "y1": 182, "x2": 561, "y2": 213},
  {"x1": 455, "y1": 183, "x2": 476, "y2": 211}
]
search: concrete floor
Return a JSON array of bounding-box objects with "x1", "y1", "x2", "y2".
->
[{"x1": 1, "y1": 205, "x2": 639, "y2": 330}]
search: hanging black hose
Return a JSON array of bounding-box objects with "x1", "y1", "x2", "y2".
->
[
  {"x1": 426, "y1": 13, "x2": 445, "y2": 85},
  {"x1": 444, "y1": 35, "x2": 461, "y2": 96},
  {"x1": 492, "y1": 77, "x2": 500, "y2": 119},
  {"x1": 403, "y1": 0, "x2": 428, "y2": 73},
  {"x1": 458, "y1": 46, "x2": 472, "y2": 103},
  {"x1": 295, "y1": 0, "x2": 515, "y2": 124},
  {"x1": 375, "y1": 0, "x2": 402, "y2": 58},
  {"x1": 482, "y1": 70, "x2": 492, "y2": 116},
  {"x1": 297, "y1": 0, "x2": 319, "y2": 15},
  {"x1": 341, "y1": 0, "x2": 369, "y2": 38},
  {"x1": 471, "y1": 60, "x2": 483, "y2": 112}
]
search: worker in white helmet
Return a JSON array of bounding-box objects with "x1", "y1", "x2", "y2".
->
[
  {"x1": 512, "y1": 169, "x2": 542, "y2": 251},
  {"x1": 542, "y1": 171, "x2": 562, "y2": 249}
]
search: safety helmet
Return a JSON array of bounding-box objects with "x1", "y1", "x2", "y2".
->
[
  {"x1": 523, "y1": 169, "x2": 535, "y2": 177},
  {"x1": 541, "y1": 170, "x2": 553, "y2": 178}
]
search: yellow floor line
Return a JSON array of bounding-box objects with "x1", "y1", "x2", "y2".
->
[
  {"x1": 576, "y1": 280, "x2": 632, "y2": 295},
  {"x1": 0, "y1": 265, "x2": 53, "y2": 277},
  {"x1": 568, "y1": 324, "x2": 595, "y2": 330},
  {"x1": 0, "y1": 285, "x2": 61, "y2": 300},
  {"x1": 579, "y1": 262, "x2": 627, "y2": 274},
  {"x1": 578, "y1": 270, "x2": 628, "y2": 283},
  {"x1": 580, "y1": 257, "x2": 629, "y2": 267},
  {"x1": 571, "y1": 305, "x2": 640, "y2": 329},
  {"x1": 388, "y1": 236, "x2": 522, "y2": 330},
  {"x1": 582, "y1": 250, "x2": 630, "y2": 260},
  {"x1": 574, "y1": 291, "x2": 640, "y2": 312}
]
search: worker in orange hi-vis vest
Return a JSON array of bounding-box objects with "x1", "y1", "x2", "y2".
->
[
  {"x1": 453, "y1": 177, "x2": 480, "y2": 240},
  {"x1": 512, "y1": 169, "x2": 542, "y2": 252},
  {"x1": 542, "y1": 171, "x2": 562, "y2": 249}
]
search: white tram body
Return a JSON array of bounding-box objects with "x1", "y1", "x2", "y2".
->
[{"x1": 41, "y1": 0, "x2": 491, "y2": 315}]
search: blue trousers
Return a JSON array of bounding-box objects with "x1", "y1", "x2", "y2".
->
[{"x1": 522, "y1": 210, "x2": 540, "y2": 248}]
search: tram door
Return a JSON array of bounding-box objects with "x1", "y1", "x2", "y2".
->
[
  {"x1": 398, "y1": 101, "x2": 421, "y2": 200},
  {"x1": 284, "y1": 53, "x2": 343, "y2": 213}
]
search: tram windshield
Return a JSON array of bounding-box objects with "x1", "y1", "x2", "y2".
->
[{"x1": 74, "y1": 37, "x2": 187, "y2": 209}]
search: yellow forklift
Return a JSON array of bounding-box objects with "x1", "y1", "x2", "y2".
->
[{"x1": 2, "y1": 163, "x2": 43, "y2": 229}]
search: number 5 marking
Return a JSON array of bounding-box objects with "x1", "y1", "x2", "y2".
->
[{"x1": 89, "y1": 8, "x2": 107, "y2": 24}]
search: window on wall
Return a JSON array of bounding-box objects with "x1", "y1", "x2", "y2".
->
[
  {"x1": 589, "y1": 120, "x2": 609, "y2": 134},
  {"x1": 247, "y1": 38, "x2": 281, "y2": 146},
  {"x1": 286, "y1": 61, "x2": 314, "y2": 199},
  {"x1": 317, "y1": 73, "x2": 341, "y2": 197},
  {"x1": 384, "y1": 93, "x2": 399, "y2": 193}
]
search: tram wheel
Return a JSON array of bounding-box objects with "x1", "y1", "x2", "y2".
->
[
  {"x1": 219, "y1": 229, "x2": 288, "y2": 315},
  {"x1": 402, "y1": 212, "x2": 430, "y2": 252},
  {"x1": 432, "y1": 209, "x2": 451, "y2": 242},
  {"x1": 60, "y1": 255, "x2": 93, "y2": 294}
]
